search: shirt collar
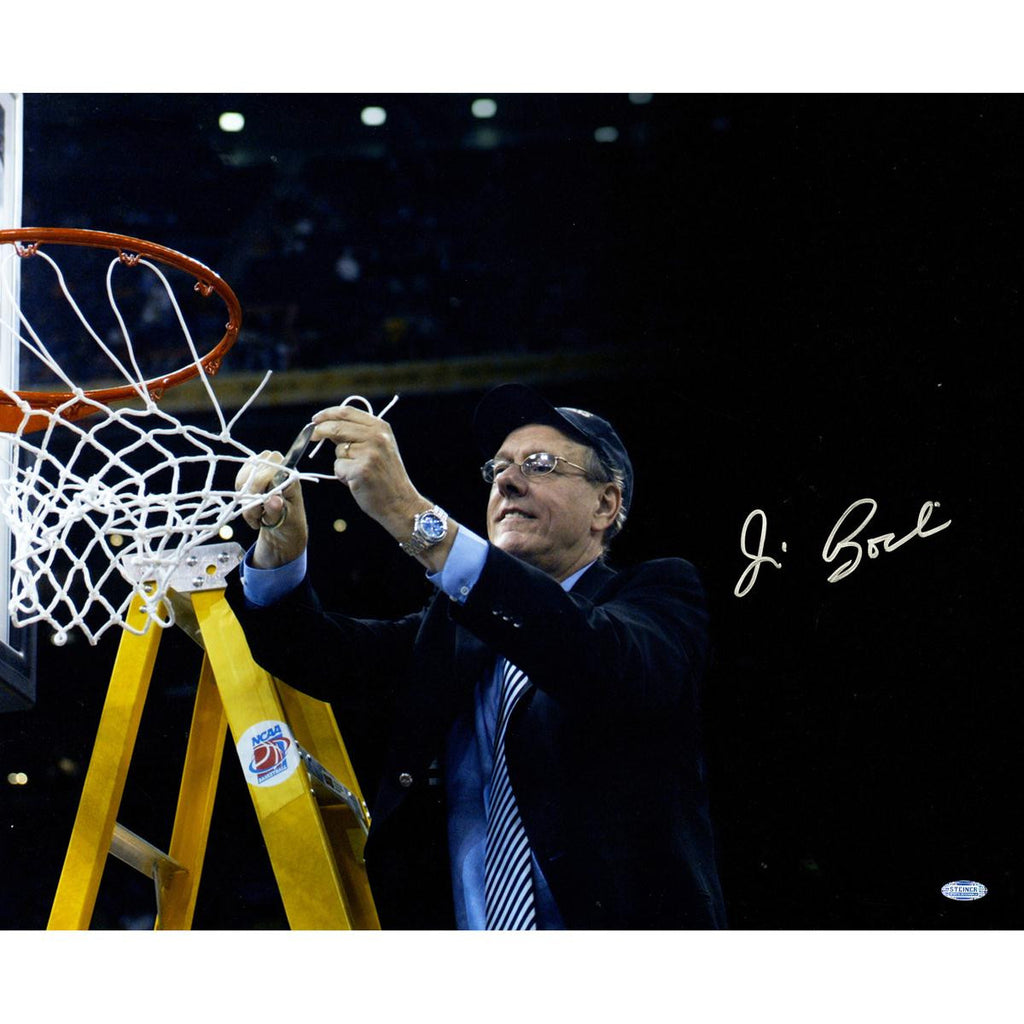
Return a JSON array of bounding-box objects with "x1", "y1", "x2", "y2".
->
[{"x1": 560, "y1": 560, "x2": 597, "y2": 593}]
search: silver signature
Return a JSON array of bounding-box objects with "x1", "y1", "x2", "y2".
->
[{"x1": 734, "y1": 498, "x2": 952, "y2": 596}]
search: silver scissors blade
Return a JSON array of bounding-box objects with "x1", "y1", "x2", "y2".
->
[{"x1": 272, "y1": 422, "x2": 316, "y2": 486}]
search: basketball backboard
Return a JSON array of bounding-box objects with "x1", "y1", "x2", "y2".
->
[{"x1": 1, "y1": 91, "x2": 36, "y2": 711}]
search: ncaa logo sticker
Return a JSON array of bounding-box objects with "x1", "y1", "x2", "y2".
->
[
  {"x1": 236, "y1": 720, "x2": 299, "y2": 788},
  {"x1": 941, "y1": 880, "x2": 988, "y2": 902}
]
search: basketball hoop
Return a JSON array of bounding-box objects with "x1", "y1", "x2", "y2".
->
[
  {"x1": 0, "y1": 228, "x2": 242, "y2": 433},
  {"x1": 0, "y1": 227, "x2": 335, "y2": 645}
]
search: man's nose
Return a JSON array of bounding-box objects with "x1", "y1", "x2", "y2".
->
[{"x1": 496, "y1": 463, "x2": 526, "y2": 496}]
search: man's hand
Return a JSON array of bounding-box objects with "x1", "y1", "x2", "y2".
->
[
  {"x1": 310, "y1": 404, "x2": 430, "y2": 539},
  {"x1": 235, "y1": 450, "x2": 309, "y2": 569},
  {"x1": 310, "y1": 404, "x2": 460, "y2": 572}
]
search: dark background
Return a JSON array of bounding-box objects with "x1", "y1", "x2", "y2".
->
[{"x1": 1, "y1": 93, "x2": 1020, "y2": 930}]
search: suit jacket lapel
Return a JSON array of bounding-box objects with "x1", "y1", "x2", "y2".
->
[
  {"x1": 572, "y1": 559, "x2": 616, "y2": 600},
  {"x1": 453, "y1": 623, "x2": 491, "y2": 692}
]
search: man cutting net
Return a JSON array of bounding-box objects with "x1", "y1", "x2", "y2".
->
[{"x1": 230, "y1": 382, "x2": 726, "y2": 930}]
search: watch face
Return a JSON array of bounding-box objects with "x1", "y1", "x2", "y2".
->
[{"x1": 420, "y1": 513, "x2": 446, "y2": 540}]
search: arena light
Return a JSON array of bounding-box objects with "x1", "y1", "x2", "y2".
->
[
  {"x1": 336, "y1": 251, "x2": 361, "y2": 282},
  {"x1": 218, "y1": 111, "x2": 245, "y2": 133},
  {"x1": 361, "y1": 106, "x2": 387, "y2": 127},
  {"x1": 471, "y1": 98, "x2": 497, "y2": 119},
  {"x1": 594, "y1": 126, "x2": 619, "y2": 143}
]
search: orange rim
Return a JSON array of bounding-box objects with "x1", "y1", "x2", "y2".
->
[{"x1": 0, "y1": 227, "x2": 242, "y2": 432}]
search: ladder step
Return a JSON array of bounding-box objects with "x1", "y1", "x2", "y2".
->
[
  {"x1": 110, "y1": 823, "x2": 185, "y2": 885},
  {"x1": 296, "y1": 744, "x2": 370, "y2": 835}
]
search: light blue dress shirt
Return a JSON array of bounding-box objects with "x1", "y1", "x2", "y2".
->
[{"x1": 240, "y1": 547, "x2": 308, "y2": 606}]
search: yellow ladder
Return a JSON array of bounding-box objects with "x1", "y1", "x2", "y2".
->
[{"x1": 46, "y1": 543, "x2": 379, "y2": 930}]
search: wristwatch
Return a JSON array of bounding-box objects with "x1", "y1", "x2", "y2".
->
[{"x1": 399, "y1": 504, "x2": 449, "y2": 557}]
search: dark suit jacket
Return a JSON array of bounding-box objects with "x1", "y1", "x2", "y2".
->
[{"x1": 228, "y1": 542, "x2": 726, "y2": 929}]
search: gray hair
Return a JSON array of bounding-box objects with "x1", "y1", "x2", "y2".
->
[{"x1": 582, "y1": 447, "x2": 629, "y2": 544}]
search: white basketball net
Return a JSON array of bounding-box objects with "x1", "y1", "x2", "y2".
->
[{"x1": 0, "y1": 239, "x2": 370, "y2": 645}]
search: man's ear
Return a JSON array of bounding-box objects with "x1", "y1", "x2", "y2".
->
[{"x1": 592, "y1": 481, "x2": 622, "y2": 534}]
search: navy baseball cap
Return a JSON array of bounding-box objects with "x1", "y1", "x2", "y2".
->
[{"x1": 473, "y1": 383, "x2": 634, "y2": 517}]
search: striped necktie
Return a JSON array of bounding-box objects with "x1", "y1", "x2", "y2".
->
[{"x1": 484, "y1": 659, "x2": 537, "y2": 930}]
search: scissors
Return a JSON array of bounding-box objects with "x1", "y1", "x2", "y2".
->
[{"x1": 271, "y1": 422, "x2": 316, "y2": 487}]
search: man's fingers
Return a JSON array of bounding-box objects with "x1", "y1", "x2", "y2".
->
[
  {"x1": 257, "y1": 492, "x2": 286, "y2": 526},
  {"x1": 309, "y1": 405, "x2": 388, "y2": 448},
  {"x1": 237, "y1": 450, "x2": 290, "y2": 530},
  {"x1": 237, "y1": 450, "x2": 284, "y2": 491},
  {"x1": 312, "y1": 404, "x2": 377, "y2": 425}
]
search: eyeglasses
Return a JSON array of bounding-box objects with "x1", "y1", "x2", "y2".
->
[{"x1": 481, "y1": 451, "x2": 594, "y2": 484}]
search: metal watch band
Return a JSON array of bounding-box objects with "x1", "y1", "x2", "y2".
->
[{"x1": 398, "y1": 505, "x2": 448, "y2": 557}]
